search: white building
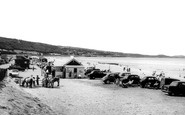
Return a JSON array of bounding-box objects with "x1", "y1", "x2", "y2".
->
[
  {"x1": 54, "y1": 58, "x2": 85, "y2": 78},
  {"x1": 63, "y1": 58, "x2": 85, "y2": 78}
]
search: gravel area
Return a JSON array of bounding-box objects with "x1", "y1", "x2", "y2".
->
[{"x1": 23, "y1": 79, "x2": 185, "y2": 115}]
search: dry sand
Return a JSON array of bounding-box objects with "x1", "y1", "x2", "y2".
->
[
  {"x1": 20, "y1": 64, "x2": 185, "y2": 115},
  {"x1": 1, "y1": 57, "x2": 185, "y2": 115},
  {"x1": 23, "y1": 78, "x2": 185, "y2": 115},
  {"x1": 0, "y1": 77, "x2": 57, "y2": 115}
]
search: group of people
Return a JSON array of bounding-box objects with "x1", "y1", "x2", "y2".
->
[
  {"x1": 39, "y1": 62, "x2": 60, "y2": 88},
  {"x1": 123, "y1": 66, "x2": 131, "y2": 72},
  {"x1": 21, "y1": 75, "x2": 40, "y2": 88}
]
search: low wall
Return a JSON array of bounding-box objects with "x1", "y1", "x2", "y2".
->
[{"x1": 0, "y1": 68, "x2": 7, "y2": 81}]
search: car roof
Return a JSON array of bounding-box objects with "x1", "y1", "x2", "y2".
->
[
  {"x1": 163, "y1": 77, "x2": 179, "y2": 80},
  {"x1": 111, "y1": 72, "x2": 120, "y2": 74},
  {"x1": 175, "y1": 81, "x2": 185, "y2": 83},
  {"x1": 12, "y1": 69, "x2": 19, "y2": 71},
  {"x1": 120, "y1": 72, "x2": 131, "y2": 74},
  {"x1": 145, "y1": 76, "x2": 155, "y2": 78},
  {"x1": 142, "y1": 76, "x2": 156, "y2": 79},
  {"x1": 129, "y1": 74, "x2": 139, "y2": 76},
  {"x1": 171, "y1": 81, "x2": 185, "y2": 83}
]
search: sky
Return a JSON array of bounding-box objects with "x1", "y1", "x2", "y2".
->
[{"x1": 0, "y1": 0, "x2": 185, "y2": 56}]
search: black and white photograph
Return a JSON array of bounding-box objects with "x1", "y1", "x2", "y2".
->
[{"x1": 0, "y1": 0, "x2": 185, "y2": 115}]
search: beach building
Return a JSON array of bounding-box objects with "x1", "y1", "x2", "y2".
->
[
  {"x1": 53, "y1": 57, "x2": 85, "y2": 78},
  {"x1": 63, "y1": 58, "x2": 85, "y2": 78}
]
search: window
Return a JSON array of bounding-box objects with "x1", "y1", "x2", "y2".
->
[
  {"x1": 181, "y1": 83, "x2": 185, "y2": 86},
  {"x1": 74, "y1": 68, "x2": 77, "y2": 73},
  {"x1": 170, "y1": 82, "x2": 178, "y2": 86}
]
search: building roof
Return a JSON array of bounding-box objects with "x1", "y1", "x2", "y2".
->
[{"x1": 64, "y1": 58, "x2": 83, "y2": 66}]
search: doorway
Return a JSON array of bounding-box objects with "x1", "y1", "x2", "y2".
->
[{"x1": 74, "y1": 68, "x2": 77, "y2": 78}]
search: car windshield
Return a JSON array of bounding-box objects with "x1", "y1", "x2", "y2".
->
[
  {"x1": 121, "y1": 73, "x2": 130, "y2": 76},
  {"x1": 170, "y1": 82, "x2": 178, "y2": 86},
  {"x1": 147, "y1": 77, "x2": 155, "y2": 80},
  {"x1": 92, "y1": 71, "x2": 99, "y2": 74},
  {"x1": 165, "y1": 79, "x2": 179, "y2": 85},
  {"x1": 12, "y1": 69, "x2": 19, "y2": 72}
]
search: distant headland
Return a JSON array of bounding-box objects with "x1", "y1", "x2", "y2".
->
[{"x1": 0, "y1": 36, "x2": 184, "y2": 58}]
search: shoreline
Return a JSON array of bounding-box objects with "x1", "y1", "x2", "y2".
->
[{"x1": 46, "y1": 56, "x2": 185, "y2": 79}]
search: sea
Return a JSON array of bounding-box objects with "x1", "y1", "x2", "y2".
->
[{"x1": 46, "y1": 56, "x2": 185, "y2": 80}]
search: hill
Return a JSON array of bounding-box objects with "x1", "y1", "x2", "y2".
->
[{"x1": 0, "y1": 36, "x2": 183, "y2": 58}]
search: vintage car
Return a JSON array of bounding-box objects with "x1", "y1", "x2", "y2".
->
[
  {"x1": 102, "y1": 72, "x2": 120, "y2": 84},
  {"x1": 120, "y1": 74, "x2": 140, "y2": 87},
  {"x1": 8, "y1": 65, "x2": 25, "y2": 71},
  {"x1": 160, "y1": 77, "x2": 180, "y2": 91},
  {"x1": 127, "y1": 74, "x2": 141, "y2": 86},
  {"x1": 140, "y1": 76, "x2": 159, "y2": 88},
  {"x1": 163, "y1": 81, "x2": 185, "y2": 96},
  {"x1": 87, "y1": 70, "x2": 106, "y2": 79},
  {"x1": 0, "y1": 59, "x2": 6, "y2": 65},
  {"x1": 85, "y1": 67, "x2": 100, "y2": 75},
  {"x1": 115, "y1": 72, "x2": 131, "y2": 86},
  {"x1": 119, "y1": 72, "x2": 131, "y2": 78},
  {"x1": 9, "y1": 69, "x2": 19, "y2": 78}
]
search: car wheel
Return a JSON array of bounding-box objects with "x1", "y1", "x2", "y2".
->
[
  {"x1": 115, "y1": 79, "x2": 119, "y2": 85},
  {"x1": 106, "y1": 80, "x2": 110, "y2": 84},
  {"x1": 168, "y1": 92, "x2": 172, "y2": 96},
  {"x1": 140, "y1": 84, "x2": 144, "y2": 88}
]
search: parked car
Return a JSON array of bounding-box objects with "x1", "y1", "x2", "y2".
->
[
  {"x1": 13, "y1": 76, "x2": 23, "y2": 84},
  {"x1": 9, "y1": 65, "x2": 25, "y2": 71},
  {"x1": 140, "y1": 76, "x2": 159, "y2": 88},
  {"x1": 85, "y1": 67, "x2": 100, "y2": 75},
  {"x1": 115, "y1": 72, "x2": 131, "y2": 86},
  {"x1": 163, "y1": 81, "x2": 185, "y2": 96},
  {"x1": 0, "y1": 59, "x2": 6, "y2": 65},
  {"x1": 119, "y1": 72, "x2": 131, "y2": 78},
  {"x1": 9, "y1": 69, "x2": 19, "y2": 78},
  {"x1": 102, "y1": 72, "x2": 120, "y2": 84},
  {"x1": 127, "y1": 74, "x2": 141, "y2": 86},
  {"x1": 119, "y1": 74, "x2": 140, "y2": 88},
  {"x1": 87, "y1": 70, "x2": 106, "y2": 79},
  {"x1": 160, "y1": 77, "x2": 180, "y2": 91}
]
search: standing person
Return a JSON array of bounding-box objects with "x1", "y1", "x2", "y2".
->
[
  {"x1": 123, "y1": 67, "x2": 125, "y2": 71},
  {"x1": 36, "y1": 75, "x2": 40, "y2": 85},
  {"x1": 52, "y1": 67, "x2": 56, "y2": 78},
  {"x1": 152, "y1": 71, "x2": 156, "y2": 76},
  {"x1": 29, "y1": 75, "x2": 33, "y2": 88},
  {"x1": 69, "y1": 71, "x2": 72, "y2": 78},
  {"x1": 127, "y1": 68, "x2": 129, "y2": 72},
  {"x1": 32, "y1": 66, "x2": 35, "y2": 71},
  {"x1": 46, "y1": 63, "x2": 52, "y2": 74},
  {"x1": 32, "y1": 77, "x2": 36, "y2": 87}
]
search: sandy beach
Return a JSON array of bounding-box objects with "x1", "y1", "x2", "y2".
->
[
  {"x1": 0, "y1": 77, "x2": 57, "y2": 115},
  {"x1": 1, "y1": 56, "x2": 185, "y2": 115},
  {"x1": 21, "y1": 64, "x2": 185, "y2": 115}
]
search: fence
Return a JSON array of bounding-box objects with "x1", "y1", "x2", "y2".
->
[{"x1": 0, "y1": 68, "x2": 7, "y2": 81}]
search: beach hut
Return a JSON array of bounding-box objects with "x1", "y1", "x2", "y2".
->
[{"x1": 63, "y1": 58, "x2": 85, "y2": 78}]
